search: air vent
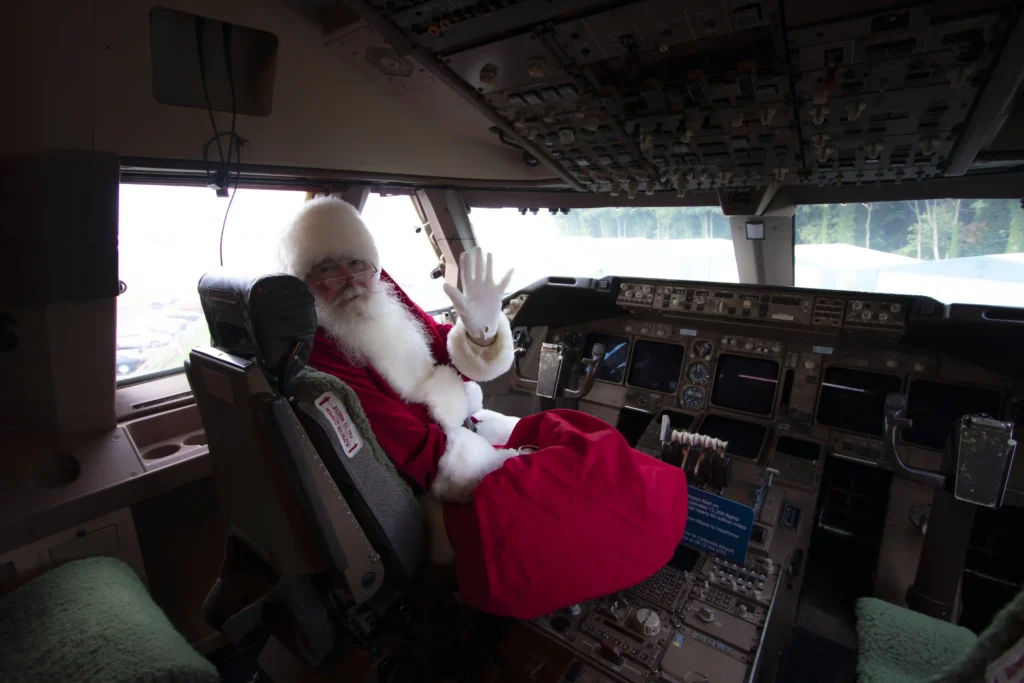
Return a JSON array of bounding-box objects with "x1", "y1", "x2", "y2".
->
[{"x1": 365, "y1": 45, "x2": 415, "y2": 78}]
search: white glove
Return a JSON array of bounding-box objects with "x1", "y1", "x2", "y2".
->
[{"x1": 443, "y1": 247, "x2": 513, "y2": 345}]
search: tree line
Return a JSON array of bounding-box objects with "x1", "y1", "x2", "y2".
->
[
  {"x1": 549, "y1": 200, "x2": 1024, "y2": 259},
  {"x1": 796, "y1": 199, "x2": 1024, "y2": 259},
  {"x1": 551, "y1": 206, "x2": 732, "y2": 241}
]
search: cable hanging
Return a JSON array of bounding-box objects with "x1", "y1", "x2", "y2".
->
[{"x1": 195, "y1": 16, "x2": 245, "y2": 266}]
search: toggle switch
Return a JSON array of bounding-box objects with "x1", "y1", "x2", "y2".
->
[{"x1": 811, "y1": 105, "x2": 831, "y2": 126}]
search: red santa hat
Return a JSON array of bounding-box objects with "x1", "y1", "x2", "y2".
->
[{"x1": 279, "y1": 196, "x2": 380, "y2": 278}]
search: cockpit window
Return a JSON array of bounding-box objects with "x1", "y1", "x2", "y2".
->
[
  {"x1": 469, "y1": 206, "x2": 739, "y2": 294},
  {"x1": 117, "y1": 186, "x2": 436, "y2": 384},
  {"x1": 795, "y1": 199, "x2": 1024, "y2": 306}
]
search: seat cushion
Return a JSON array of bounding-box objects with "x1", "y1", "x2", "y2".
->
[
  {"x1": 855, "y1": 597, "x2": 976, "y2": 683},
  {"x1": 0, "y1": 557, "x2": 218, "y2": 683}
]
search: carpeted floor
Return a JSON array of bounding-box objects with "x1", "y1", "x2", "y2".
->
[{"x1": 775, "y1": 627, "x2": 858, "y2": 683}]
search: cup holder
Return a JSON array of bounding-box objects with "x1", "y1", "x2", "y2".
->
[
  {"x1": 183, "y1": 433, "x2": 208, "y2": 447},
  {"x1": 33, "y1": 452, "x2": 81, "y2": 489},
  {"x1": 143, "y1": 444, "x2": 182, "y2": 460}
]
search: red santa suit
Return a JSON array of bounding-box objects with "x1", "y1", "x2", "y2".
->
[{"x1": 283, "y1": 197, "x2": 689, "y2": 619}]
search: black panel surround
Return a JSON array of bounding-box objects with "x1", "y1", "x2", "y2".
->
[{"x1": 506, "y1": 275, "x2": 1024, "y2": 382}]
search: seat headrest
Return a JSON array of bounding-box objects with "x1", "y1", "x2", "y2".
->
[{"x1": 197, "y1": 270, "x2": 316, "y2": 386}]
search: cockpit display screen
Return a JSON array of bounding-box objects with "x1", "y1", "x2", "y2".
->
[
  {"x1": 667, "y1": 544, "x2": 701, "y2": 572},
  {"x1": 583, "y1": 333, "x2": 630, "y2": 384},
  {"x1": 627, "y1": 340, "x2": 685, "y2": 394},
  {"x1": 699, "y1": 414, "x2": 768, "y2": 460},
  {"x1": 904, "y1": 380, "x2": 1001, "y2": 450},
  {"x1": 710, "y1": 354, "x2": 780, "y2": 416},
  {"x1": 816, "y1": 367, "x2": 902, "y2": 437}
]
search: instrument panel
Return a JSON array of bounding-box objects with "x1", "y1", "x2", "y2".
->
[
  {"x1": 517, "y1": 277, "x2": 1021, "y2": 483},
  {"x1": 528, "y1": 545, "x2": 784, "y2": 683},
  {"x1": 504, "y1": 275, "x2": 1024, "y2": 682}
]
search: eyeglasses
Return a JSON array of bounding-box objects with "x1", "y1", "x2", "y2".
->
[{"x1": 307, "y1": 261, "x2": 378, "y2": 290}]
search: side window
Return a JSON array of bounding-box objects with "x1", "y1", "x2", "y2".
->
[
  {"x1": 116, "y1": 184, "x2": 307, "y2": 383},
  {"x1": 116, "y1": 187, "x2": 441, "y2": 384},
  {"x1": 359, "y1": 193, "x2": 446, "y2": 312}
]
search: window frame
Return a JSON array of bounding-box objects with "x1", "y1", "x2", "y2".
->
[{"x1": 114, "y1": 170, "x2": 428, "y2": 392}]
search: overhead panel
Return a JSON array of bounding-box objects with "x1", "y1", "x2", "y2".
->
[
  {"x1": 788, "y1": 8, "x2": 1002, "y2": 186},
  {"x1": 355, "y1": 0, "x2": 1020, "y2": 194}
]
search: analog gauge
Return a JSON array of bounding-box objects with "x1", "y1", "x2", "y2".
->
[
  {"x1": 682, "y1": 386, "x2": 705, "y2": 409},
  {"x1": 693, "y1": 340, "x2": 713, "y2": 358},
  {"x1": 686, "y1": 362, "x2": 711, "y2": 385}
]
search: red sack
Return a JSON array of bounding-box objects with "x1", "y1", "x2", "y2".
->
[{"x1": 442, "y1": 409, "x2": 689, "y2": 619}]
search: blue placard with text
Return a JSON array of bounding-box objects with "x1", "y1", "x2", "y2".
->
[{"x1": 681, "y1": 486, "x2": 755, "y2": 563}]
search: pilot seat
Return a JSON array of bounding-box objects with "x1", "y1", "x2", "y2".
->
[{"x1": 185, "y1": 271, "x2": 433, "y2": 669}]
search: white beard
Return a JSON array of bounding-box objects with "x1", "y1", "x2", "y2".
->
[
  {"x1": 317, "y1": 281, "x2": 435, "y2": 397},
  {"x1": 317, "y1": 281, "x2": 476, "y2": 431},
  {"x1": 317, "y1": 280, "x2": 522, "y2": 505}
]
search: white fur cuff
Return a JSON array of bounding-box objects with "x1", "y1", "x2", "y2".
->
[
  {"x1": 447, "y1": 317, "x2": 514, "y2": 383},
  {"x1": 413, "y1": 365, "x2": 469, "y2": 432},
  {"x1": 473, "y1": 409, "x2": 521, "y2": 446},
  {"x1": 464, "y1": 381, "x2": 483, "y2": 415},
  {"x1": 431, "y1": 427, "x2": 518, "y2": 503}
]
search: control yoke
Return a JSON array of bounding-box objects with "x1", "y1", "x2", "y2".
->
[
  {"x1": 883, "y1": 393, "x2": 947, "y2": 489},
  {"x1": 885, "y1": 392, "x2": 1017, "y2": 503},
  {"x1": 885, "y1": 392, "x2": 1018, "y2": 621},
  {"x1": 514, "y1": 342, "x2": 605, "y2": 400}
]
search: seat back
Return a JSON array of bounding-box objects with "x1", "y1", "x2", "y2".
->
[
  {"x1": 288, "y1": 367, "x2": 423, "y2": 583},
  {"x1": 185, "y1": 270, "x2": 425, "y2": 661}
]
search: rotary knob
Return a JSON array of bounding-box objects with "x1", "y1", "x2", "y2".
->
[
  {"x1": 569, "y1": 604, "x2": 582, "y2": 617},
  {"x1": 635, "y1": 608, "x2": 661, "y2": 636},
  {"x1": 914, "y1": 362, "x2": 926, "y2": 373},
  {"x1": 744, "y1": 341, "x2": 754, "y2": 350},
  {"x1": 697, "y1": 606, "x2": 715, "y2": 623},
  {"x1": 738, "y1": 604, "x2": 748, "y2": 616},
  {"x1": 804, "y1": 360, "x2": 816, "y2": 370}
]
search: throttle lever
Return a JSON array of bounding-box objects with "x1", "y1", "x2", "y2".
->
[{"x1": 884, "y1": 393, "x2": 947, "y2": 489}]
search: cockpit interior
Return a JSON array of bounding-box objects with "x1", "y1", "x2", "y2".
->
[{"x1": 3, "y1": 1, "x2": 1024, "y2": 682}]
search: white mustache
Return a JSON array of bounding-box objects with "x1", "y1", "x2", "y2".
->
[{"x1": 336, "y1": 286, "x2": 366, "y2": 303}]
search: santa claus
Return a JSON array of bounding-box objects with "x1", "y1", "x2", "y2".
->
[{"x1": 280, "y1": 197, "x2": 689, "y2": 619}]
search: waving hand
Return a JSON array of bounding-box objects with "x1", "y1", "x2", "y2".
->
[{"x1": 443, "y1": 247, "x2": 514, "y2": 344}]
